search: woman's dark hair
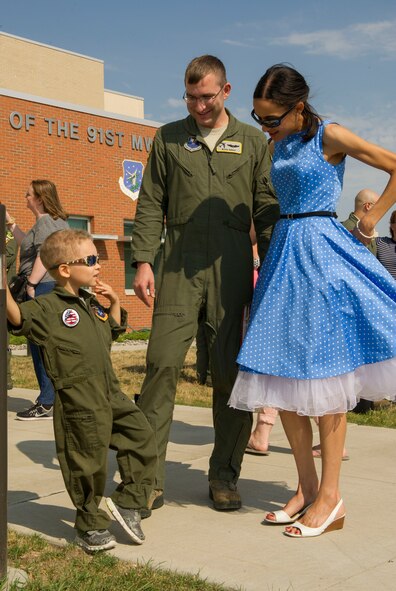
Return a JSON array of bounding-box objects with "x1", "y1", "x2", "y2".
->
[{"x1": 253, "y1": 64, "x2": 321, "y2": 142}]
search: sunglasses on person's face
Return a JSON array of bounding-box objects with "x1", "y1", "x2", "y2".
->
[
  {"x1": 50, "y1": 255, "x2": 100, "y2": 270},
  {"x1": 251, "y1": 105, "x2": 295, "y2": 128}
]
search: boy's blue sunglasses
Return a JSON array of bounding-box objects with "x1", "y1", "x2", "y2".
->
[{"x1": 50, "y1": 254, "x2": 99, "y2": 270}]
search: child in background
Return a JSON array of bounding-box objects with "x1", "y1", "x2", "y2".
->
[{"x1": 6, "y1": 229, "x2": 157, "y2": 553}]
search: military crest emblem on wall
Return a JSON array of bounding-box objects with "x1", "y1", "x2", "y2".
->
[{"x1": 118, "y1": 160, "x2": 144, "y2": 201}]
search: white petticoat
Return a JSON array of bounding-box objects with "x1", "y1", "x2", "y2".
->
[{"x1": 228, "y1": 357, "x2": 396, "y2": 416}]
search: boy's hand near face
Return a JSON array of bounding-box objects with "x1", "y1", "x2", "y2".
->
[{"x1": 94, "y1": 280, "x2": 121, "y2": 325}]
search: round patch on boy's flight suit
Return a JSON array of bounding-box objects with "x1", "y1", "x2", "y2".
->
[{"x1": 62, "y1": 308, "x2": 80, "y2": 327}]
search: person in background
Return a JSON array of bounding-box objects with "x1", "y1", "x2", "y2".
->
[
  {"x1": 341, "y1": 189, "x2": 380, "y2": 415},
  {"x1": 229, "y1": 64, "x2": 396, "y2": 538},
  {"x1": 245, "y1": 227, "x2": 278, "y2": 456},
  {"x1": 195, "y1": 316, "x2": 211, "y2": 386},
  {"x1": 132, "y1": 55, "x2": 279, "y2": 514},
  {"x1": 6, "y1": 225, "x2": 17, "y2": 389},
  {"x1": 5, "y1": 180, "x2": 69, "y2": 420},
  {"x1": 246, "y1": 407, "x2": 278, "y2": 456},
  {"x1": 341, "y1": 189, "x2": 379, "y2": 255},
  {"x1": 376, "y1": 209, "x2": 396, "y2": 280}
]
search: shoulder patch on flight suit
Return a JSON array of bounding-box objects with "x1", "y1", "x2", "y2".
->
[
  {"x1": 62, "y1": 309, "x2": 80, "y2": 327},
  {"x1": 184, "y1": 137, "x2": 202, "y2": 152},
  {"x1": 92, "y1": 305, "x2": 108, "y2": 322},
  {"x1": 216, "y1": 140, "x2": 242, "y2": 154}
]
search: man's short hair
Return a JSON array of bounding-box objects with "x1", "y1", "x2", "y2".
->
[
  {"x1": 184, "y1": 55, "x2": 227, "y2": 86},
  {"x1": 40, "y1": 229, "x2": 92, "y2": 273},
  {"x1": 354, "y1": 189, "x2": 379, "y2": 211}
]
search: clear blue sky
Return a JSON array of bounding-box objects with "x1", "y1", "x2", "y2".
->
[{"x1": 2, "y1": 0, "x2": 396, "y2": 232}]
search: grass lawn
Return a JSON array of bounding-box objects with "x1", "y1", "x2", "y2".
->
[{"x1": 3, "y1": 530, "x2": 240, "y2": 591}]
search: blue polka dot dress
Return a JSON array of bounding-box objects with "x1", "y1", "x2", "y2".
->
[{"x1": 229, "y1": 121, "x2": 396, "y2": 415}]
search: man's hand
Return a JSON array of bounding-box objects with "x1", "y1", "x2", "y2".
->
[{"x1": 133, "y1": 263, "x2": 155, "y2": 307}]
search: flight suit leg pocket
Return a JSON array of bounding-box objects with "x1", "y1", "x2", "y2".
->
[{"x1": 64, "y1": 410, "x2": 100, "y2": 451}]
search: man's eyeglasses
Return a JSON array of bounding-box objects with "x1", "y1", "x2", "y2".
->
[
  {"x1": 50, "y1": 255, "x2": 100, "y2": 270},
  {"x1": 251, "y1": 105, "x2": 295, "y2": 128},
  {"x1": 183, "y1": 86, "x2": 224, "y2": 106}
]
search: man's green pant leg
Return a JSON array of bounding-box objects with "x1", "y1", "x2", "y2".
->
[
  {"x1": 209, "y1": 388, "x2": 253, "y2": 483},
  {"x1": 137, "y1": 364, "x2": 180, "y2": 490}
]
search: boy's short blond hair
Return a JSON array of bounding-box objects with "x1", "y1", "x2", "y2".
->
[{"x1": 40, "y1": 229, "x2": 93, "y2": 275}]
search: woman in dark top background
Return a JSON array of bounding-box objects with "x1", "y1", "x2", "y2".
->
[{"x1": 376, "y1": 210, "x2": 396, "y2": 280}]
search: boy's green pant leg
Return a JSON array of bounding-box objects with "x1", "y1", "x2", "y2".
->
[
  {"x1": 110, "y1": 391, "x2": 157, "y2": 510},
  {"x1": 54, "y1": 389, "x2": 157, "y2": 532}
]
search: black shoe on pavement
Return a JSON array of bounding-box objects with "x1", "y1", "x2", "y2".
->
[
  {"x1": 16, "y1": 403, "x2": 53, "y2": 421},
  {"x1": 105, "y1": 498, "x2": 145, "y2": 544},
  {"x1": 140, "y1": 489, "x2": 164, "y2": 519},
  {"x1": 209, "y1": 480, "x2": 242, "y2": 511},
  {"x1": 75, "y1": 529, "x2": 116, "y2": 553}
]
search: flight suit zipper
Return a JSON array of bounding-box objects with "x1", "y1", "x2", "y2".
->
[{"x1": 84, "y1": 299, "x2": 113, "y2": 399}]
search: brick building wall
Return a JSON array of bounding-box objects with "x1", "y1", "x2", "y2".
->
[{"x1": 1, "y1": 90, "x2": 159, "y2": 329}]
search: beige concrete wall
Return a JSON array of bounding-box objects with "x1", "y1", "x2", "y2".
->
[
  {"x1": 0, "y1": 33, "x2": 104, "y2": 108},
  {"x1": 104, "y1": 89, "x2": 144, "y2": 118}
]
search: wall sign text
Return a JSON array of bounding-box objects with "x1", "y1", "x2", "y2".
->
[{"x1": 9, "y1": 110, "x2": 153, "y2": 152}]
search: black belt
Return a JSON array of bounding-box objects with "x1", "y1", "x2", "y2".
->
[{"x1": 280, "y1": 211, "x2": 337, "y2": 219}]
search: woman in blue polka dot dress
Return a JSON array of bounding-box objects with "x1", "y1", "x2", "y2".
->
[{"x1": 228, "y1": 64, "x2": 396, "y2": 538}]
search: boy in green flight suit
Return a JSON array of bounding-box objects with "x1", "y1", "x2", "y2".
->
[{"x1": 6, "y1": 228, "x2": 157, "y2": 553}]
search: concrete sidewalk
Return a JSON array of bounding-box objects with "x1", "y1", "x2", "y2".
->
[{"x1": 7, "y1": 387, "x2": 396, "y2": 591}]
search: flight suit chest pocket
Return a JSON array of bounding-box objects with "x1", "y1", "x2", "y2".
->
[
  {"x1": 224, "y1": 156, "x2": 251, "y2": 182},
  {"x1": 168, "y1": 150, "x2": 194, "y2": 177},
  {"x1": 50, "y1": 345, "x2": 86, "y2": 380},
  {"x1": 64, "y1": 411, "x2": 100, "y2": 451}
]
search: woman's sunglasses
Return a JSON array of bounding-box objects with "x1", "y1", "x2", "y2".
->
[{"x1": 251, "y1": 105, "x2": 295, "y2": 128}]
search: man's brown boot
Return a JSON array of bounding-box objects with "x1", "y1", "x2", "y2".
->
[{"x1": 209, "y1": 480, "x2": 242, "y2": 511}]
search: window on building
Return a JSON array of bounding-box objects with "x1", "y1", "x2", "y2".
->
[{"x1": 68, "y1": 216, "x2": 90, "y2": 231}]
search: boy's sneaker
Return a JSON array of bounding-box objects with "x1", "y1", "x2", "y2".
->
[
  {"x1": 75, "y1": 529, "x2": 116, "y2": 553},
  {"x1": 16, "y1": 403, "x2": 53, "y2": 421},
  {"x1": 105, "y1": 498, "x2": 145, "y2": 544}
]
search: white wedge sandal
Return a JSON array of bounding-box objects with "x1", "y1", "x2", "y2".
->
[
  {"x1": 264, "y1": 504, "x2": 311, "y2": 525},
  {"x1": 283, "y1": 499, "x2": 345, "y2": 538}
]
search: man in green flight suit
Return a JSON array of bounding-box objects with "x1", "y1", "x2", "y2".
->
[{"x1": 132, "y1": 55, "x2": 279, "y2": 512}]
